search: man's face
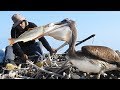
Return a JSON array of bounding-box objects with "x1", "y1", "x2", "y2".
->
[{"x1": 19, "y1": 21, "x2": 26, "y2": 29}]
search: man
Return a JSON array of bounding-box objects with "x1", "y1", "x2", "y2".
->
[{"x1": 3, "y1": 14, "x2": 56, "y2": 68}]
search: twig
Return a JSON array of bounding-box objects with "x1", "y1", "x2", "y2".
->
[
  {"x1": 56, "y1": 42, "x2": 68, "y2": 51},
  {"x1": 75, "y1": 34, "x2": 95, "y2": 46},
  {"x1": 26, "y1": 60, "x2": 64, "y2": 78},
  {"x1": 64, "y1": 34, "x2": 95, "y2": 53}
]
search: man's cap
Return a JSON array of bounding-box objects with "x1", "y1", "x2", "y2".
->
[{"x1": 12, "y1": 14, "x2": 26, "y2": 28}]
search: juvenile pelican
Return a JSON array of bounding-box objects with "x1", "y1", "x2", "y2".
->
[
  {"x1": 63, "y1": 19, "x2": 120, "y2": 79},
  {"x1": 35, "y1": 18, "x2": 120, "y2": 79}
]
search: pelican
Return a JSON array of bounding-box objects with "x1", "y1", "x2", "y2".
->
[
  {"x1": 36, "y1": 18, "x2": 120, "y2": 79},
  {"x1": 61, "y1": 19, "x2": 120, "y2": 79}
]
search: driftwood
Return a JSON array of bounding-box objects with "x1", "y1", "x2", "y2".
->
[
  {"x1": 26, "y1": 60, "x2": 64, "y2": 78},
  {"x1": 75, "y1": 34, "x2": 95, "y2": 46}
]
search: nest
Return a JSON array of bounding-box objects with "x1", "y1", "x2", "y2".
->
[{"x1": 0, "y1": 54, "x2": 120, "y2": 79}]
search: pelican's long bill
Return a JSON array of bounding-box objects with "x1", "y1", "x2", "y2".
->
[{"x1": 8, "y1": 19, "x2": 72, "y2": 46}]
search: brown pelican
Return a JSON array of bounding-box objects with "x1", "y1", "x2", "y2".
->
[
  {"x1": 32, "y1": 18, "x2": 120, "y2": 79},
  {"x1": 58, "y1": 19, "x2": 120, "y2": 79}
]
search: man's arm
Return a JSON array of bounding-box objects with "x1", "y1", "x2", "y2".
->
[
  {"x1": 11, "y1": 28, "x2": 24, "y2": 57},
  {"x1": 39, "y1": 37, "x2": 57, "y2": 55},
  {"x1": 38, "y1": 37, "x2": 52, "y2": 52}
]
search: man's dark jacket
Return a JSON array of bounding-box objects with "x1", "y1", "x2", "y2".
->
[{"x1": 11, "y1": 21, "x2": 52, "y2": 57}]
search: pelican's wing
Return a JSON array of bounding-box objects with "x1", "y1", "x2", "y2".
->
[{"x1": 81, "y1": 45, "x2": 120, "y2": 63}]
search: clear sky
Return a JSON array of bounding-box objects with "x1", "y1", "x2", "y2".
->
[{"x1": 0, "y1": 11, "x2": 120, "y2": 54}]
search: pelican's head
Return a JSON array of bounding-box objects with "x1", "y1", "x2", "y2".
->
[{"x1": 43, "y1": 19, "x2": 73, "y2": 33}]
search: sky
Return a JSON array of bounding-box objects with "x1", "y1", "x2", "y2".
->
[{"x1": 0, "y1": 11, "x2": 120, "y2": 54}]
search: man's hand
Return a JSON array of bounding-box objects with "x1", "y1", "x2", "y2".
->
[
  {"x1": 21, "y1": 54, "x2": 28, "y2": 62},
  {"x1": 50, "y1": 48, "x2": 57, "y2": 55}
]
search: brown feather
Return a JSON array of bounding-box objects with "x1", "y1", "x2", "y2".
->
[{"x1": 81, "y1": 45, "x2": 120, "y2": 63}]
